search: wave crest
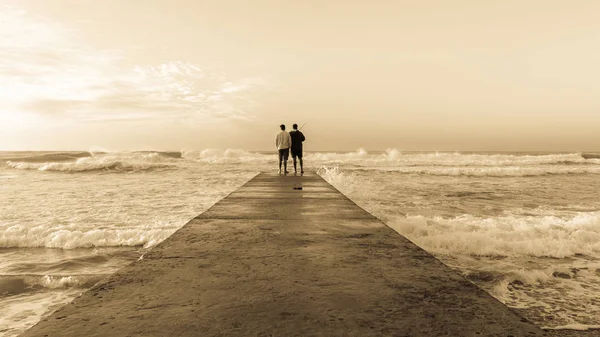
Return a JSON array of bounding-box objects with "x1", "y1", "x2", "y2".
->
[
  {"x1": 6, "y1": 152, "x2": 176, "y2": 172},
  {"x1": 389, "y1": 211, "x2": 600, "y2": 258},
  {"x1": 0, "y1": 275, "x2": 105, "y2": 296},
  {"x1": 319, "y1": 164, "x2": 600, "y2": 178},
  {"x1": 4, "y1": 149, "x2": 600, "y2": 175},
  {"x1": 314, "y1": 150, "x2": 600, "y2": 167},
  {"x1": 2, "y1": 152, "x2": 92, "y2": 163},
  {"x1": 182, "y1": 148, "x2": 273, "y2": 163},
  {"x1": 0, "y1": 224, "x2": 177, "y2": 249}
]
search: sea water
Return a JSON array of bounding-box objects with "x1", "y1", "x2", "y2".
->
[{"x1": 1, "y1": 149, "x2": 599, "y2": 335}]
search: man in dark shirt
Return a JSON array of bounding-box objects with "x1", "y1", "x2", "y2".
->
[{"x1": 289, "y1": 123, "x2": 306, "y2": 175}]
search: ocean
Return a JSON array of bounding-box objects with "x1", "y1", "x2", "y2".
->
[{"x1": 1, "y1": 149, "x2": 599, "y2": 336}]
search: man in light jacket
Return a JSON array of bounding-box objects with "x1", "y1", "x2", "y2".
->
[{"x1": 275, "y1": 124, "x2": 292, "y2": 174}]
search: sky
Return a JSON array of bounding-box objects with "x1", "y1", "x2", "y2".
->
[{"x1": 0, "y1": 0, "x2": 599, "y2": 151}]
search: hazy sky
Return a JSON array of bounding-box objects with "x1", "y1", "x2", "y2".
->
[{"x1": 1, "y1": 0, "x2": 599, "y2": 151}]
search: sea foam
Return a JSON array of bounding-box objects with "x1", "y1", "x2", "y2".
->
[
  {"x1": 0, "y1": 224, "x2": 178, "y2": 249},
  {"x1": 387, "y1": 212, "x2": 600, "y2": 258},
  {"x1": 6, "y1": 152, "x2": 176, "y2": 172},
  {"x1": 5, "y1": 149, "x2": 600, "y2": 175},
  {"x1": 182, "y1": 148, "x2": 273, "y2": 164}
]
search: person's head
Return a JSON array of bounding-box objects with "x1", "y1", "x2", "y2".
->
[
  {"x1": 293, "y1": 124, "x2": 298, "y2": 130},
  {"x1": 280, "y1": 124, "x2": 285, "y2": 130}
]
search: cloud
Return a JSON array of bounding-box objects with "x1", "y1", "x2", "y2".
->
[
  {"x1": 0, "y1": 6, "x2": 266, "y2": 125},
  {"x1": 88, "y1": 62, "x2": 266, "y2": 122}
]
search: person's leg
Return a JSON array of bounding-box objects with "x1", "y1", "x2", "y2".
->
[
  {"x1": 292, "y1": 153, "x2": 297, "y2": 173},
  {"x1": 284, "y1": 150, "x2": 289, "y2": 174},
  {"x1": 300, "y1": 157, "x2": 304, "y2": 174},
  {"x1": 278, "y1": 150, "x2": 283, "y2": 173}
]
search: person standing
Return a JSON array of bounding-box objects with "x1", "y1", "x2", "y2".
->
[
  {"x1": 289, "y1": 123, "x2": 306, "y2": 175},
  {"x1": 275, "y1": 124, "x2": 292, "y2": 174}
]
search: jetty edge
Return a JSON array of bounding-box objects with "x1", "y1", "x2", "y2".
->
[{"x1": 22, "y1": 171, "x2": 547, "y2": 337}]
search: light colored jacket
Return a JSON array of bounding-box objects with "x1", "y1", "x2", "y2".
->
[{"x1": 275, "y1": 131, "x2": 292, "y2": 150}]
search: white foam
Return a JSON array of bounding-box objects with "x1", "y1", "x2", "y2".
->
[
  {"x1": 0, "y1": 223, "x2": 178, "y2": 249},
  {"x1": 6, "y1": 152, "x2": 174, "y2": 172},
  {"x1": 511, "y1": 268, "x2": 554, "y2": 284},
  {"x1": 543, "y1": 324, "x2": 600, "y2": 330},
  {"x1": 0, "y1": 289, "x2": 81, "y2": 337},
  {"x1": 308, "y1": 148, "x2": 370, "y2": 161},
  {"x1": 312, "y1": 151, "x2": 600, "y2": 176},
  {"x1": 182, "y1": 148, "x2": 273, "y2": 164},
  {"x1": 372, "y1": 165, "x2": 600, "y2": 176},
  {"x1": 316, "y1": 166, "x2": 351, "y2": 188},
  {"x1": 39, "y1": 275, "x2": 83, "y2": 288},
  {"x1": 489, "y1": 268, "x2": 556, "y2": 301},
  {"x1": 488, "y1": 261, "x2": 600, "y2": 327},
  {"x1": 312, "y1": 150, "x2": 600, "y2": 167},
  {"x1": 5, "y1": 149, "x2": 600, "y2": 175},
  {"x1": 386, "y1": 212, "x2": 600, "y2": 258},
  {"x1": 178, "y1": 149, "x2": 600, "y2": 170}
]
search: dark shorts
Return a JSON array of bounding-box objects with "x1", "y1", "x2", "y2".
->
[
  {"x1": 291, "y1": 149, "x2": 303, "y2": 159},
  {"x1": 278, "y1": 149, "x2": 289, "y2": 161}
]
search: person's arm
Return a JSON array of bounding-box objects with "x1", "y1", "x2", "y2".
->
[
  {"x1": 275, "y1": 134, "x2": 279, "y2": 148},
  {"x1": 288, "y1": 133, "x2": 292, "y2": 149},
  {"x1": 301, "y1": 132, "x2": 305, "y2": 142}
]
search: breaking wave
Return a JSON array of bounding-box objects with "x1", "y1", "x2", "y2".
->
[
  {"x1": 179, "y1": 149, "x2": 600, "y2": 170},
  {"x1": 0, "y1": 224, "x2": 178, "y2": 249},
  {"x1": 0, "y1": 274, "x2": 105, "y2": 296},
  {"x1": 4, "y1": 149, "x2": 600, "y2": 174},
  {"x1": 5, "y1": 152, "x2": 178, "y2": 172},
  {"x1": 182, "y1": 148, "x2": 273, "y2": 164},
  {"x1": 134, "y1": 151, "x2": 182, "y2": 159},
  {"x1": 387, "y1": 211, "x2": 600, "y2": 258},
  {"x1": 363, "y1": 165, "x2": 600, "y2": 176},
  {"x1": 1, "y1": 152, "x2": 92, "y2": 163},
  {"x1": 318, "y1": 163, "x2": 600, "y2": 178},
  {"x1": 311, "y1": 150, "x2": 600, "y2": 167}
]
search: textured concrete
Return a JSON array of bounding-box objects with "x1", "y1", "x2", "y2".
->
[{"x1": 22, "y1": 172, "x2": 548, "y2": 337}]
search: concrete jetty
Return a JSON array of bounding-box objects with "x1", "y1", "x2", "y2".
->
[{"x1": 23, "y1": 172, "x2": 547, "y2": 337}]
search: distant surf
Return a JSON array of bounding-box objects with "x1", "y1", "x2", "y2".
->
[
  {"x1": 3, "y1": 150, "x2": 600, "y2": 175},
  {"x1": 4, "y1": 151, "x2": 179, "y2": 172},
  {"x1": 2, "y1": 152, "x2": 93, "y2": 163}
]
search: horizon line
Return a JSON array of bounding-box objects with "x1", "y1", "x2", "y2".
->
[{"x1": 0, "y1": 149, "x2": 599, "y2": 153}]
